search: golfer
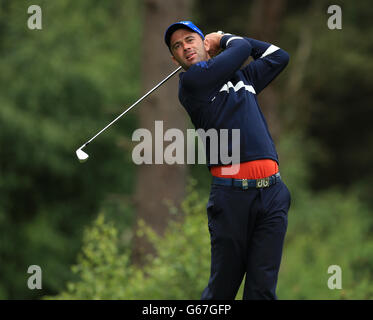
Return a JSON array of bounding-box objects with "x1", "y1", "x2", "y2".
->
[{"x1": 164, "y1": 21, "x2": 291, "y2": 300}]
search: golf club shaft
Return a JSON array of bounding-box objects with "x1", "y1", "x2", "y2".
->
[{"x1": 81, "y1": 66, "x2": 182, "y2": 149}]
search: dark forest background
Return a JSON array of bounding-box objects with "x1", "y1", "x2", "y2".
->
[{"x1": 0, "y1": 0, "x2": 372, "y2": 299}]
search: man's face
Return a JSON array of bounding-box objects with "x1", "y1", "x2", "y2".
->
[{"x1": 170, "y1": 28, "x2": 210, "y2": 70}]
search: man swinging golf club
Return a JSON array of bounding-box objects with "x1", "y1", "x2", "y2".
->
[{"x1": 164, "y1": 21, "x2": 291, "y2": 300}]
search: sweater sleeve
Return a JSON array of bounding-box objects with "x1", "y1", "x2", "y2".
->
[
  {"x1": 242, "y1": 37, "x2": 290, "y2": 94},
  {"x1": 181, "y1": 34, "x2": 252, "y2": 93}
]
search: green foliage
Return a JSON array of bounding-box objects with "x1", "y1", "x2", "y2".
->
[
  {"x1": 52, "y1": 180, "x2": 211, "y2": 299},
  {"x1": 278, "y1": 190, "x2": 373, "y2": 299},
  {"x1": 281, "y1": 0, "x2": 373, "y2": 201},
  {"x1": 0, "y1": 0, "x2": 140, "y2": 298},
  {"x1": 55, "y1": 214, "x2": 136, "y2": 300},
  {"x1": 277, "y1": 132, "x2": 373, "y2": 299}
]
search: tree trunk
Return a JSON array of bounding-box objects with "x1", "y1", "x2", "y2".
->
[{"x1": 131, "y1": 0, "x2": 190, "y2": 266}]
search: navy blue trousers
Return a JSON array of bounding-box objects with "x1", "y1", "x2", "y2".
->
[{"x1": 201, "y1": 179, "x2": 291, "y2": 300}]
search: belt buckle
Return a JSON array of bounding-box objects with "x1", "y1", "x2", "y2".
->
[
  {"x1": 242, "y1": 179, "x2": 248, "y2": 190},
  {"x1": 256, "y1": 177, "x2": 270, "y2": 188}
]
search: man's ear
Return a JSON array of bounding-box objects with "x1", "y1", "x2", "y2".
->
[
  {"x1": 203, "y1": 38, "x2": 212, "y2": 59},
  {"x1": 171, "y1": 55, "x2": 180, "y2": 66},
  {"x1": 203, "y1": 38, "x2": 210, "y2": 52}
]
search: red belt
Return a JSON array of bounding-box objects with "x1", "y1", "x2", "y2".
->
[{"x1": 210, "y1": 159, "x2": 279, "y2": 179}]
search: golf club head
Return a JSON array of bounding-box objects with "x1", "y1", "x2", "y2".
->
[{"x1": 76, "y1": 147, "x2": 89, "y2": 163}]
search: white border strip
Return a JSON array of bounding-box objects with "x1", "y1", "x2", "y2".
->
[
  {"x1": 260, "y1": 44, "x2": 280, "y2": 58},
  {"x1": 220, "y1": 81, "x2": 256, "y2": 94},
  {"x1": 226, "y1": 36, "x2": 244, "y2": 46}
]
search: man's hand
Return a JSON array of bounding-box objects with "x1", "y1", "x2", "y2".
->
[{"x1": 205, "y1": 32, "x2": 223, "y2": 58}]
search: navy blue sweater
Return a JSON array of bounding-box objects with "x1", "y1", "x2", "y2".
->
[{"x1": 178, "y1": 34, "x2": 289, "y2": 167}]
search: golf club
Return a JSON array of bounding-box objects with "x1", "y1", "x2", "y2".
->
[{"x1": 75, "y1": 66, "x2": 182, "y2": 162}]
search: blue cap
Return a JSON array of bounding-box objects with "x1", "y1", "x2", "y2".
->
[{"x1": 164, "y1": 21, "x2": 204, "y2": 48}]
